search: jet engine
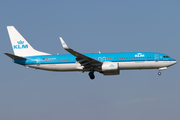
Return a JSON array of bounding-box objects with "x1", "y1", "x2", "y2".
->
[{"x1": 101, "y1": 62, "x2": 119, "y2": 75}]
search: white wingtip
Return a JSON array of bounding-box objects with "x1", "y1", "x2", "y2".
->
[{"x1": 59, "y1": 37, "x2": 69, "y2": 49}]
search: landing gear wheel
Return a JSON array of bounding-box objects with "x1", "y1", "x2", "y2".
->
[
  {"x1": 158, "y1": 72, "x2": 161, "y2": 76},
  {"x1": 89, "y1": 72, "x2": 95, "y2": 80}
]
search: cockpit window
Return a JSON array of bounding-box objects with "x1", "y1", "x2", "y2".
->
[{"x1": 163, "y1": 56, "x2": 170, "y2": 58}]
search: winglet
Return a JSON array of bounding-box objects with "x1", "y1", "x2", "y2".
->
[{"x1": 59, "y1": 37, "x2": 69, "y2": 49}]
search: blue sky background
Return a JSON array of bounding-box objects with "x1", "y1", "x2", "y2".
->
[{"x1": 0, "y1": 1, "x2": 180, "y2": 120}]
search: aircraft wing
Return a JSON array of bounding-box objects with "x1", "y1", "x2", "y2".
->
[{"x1": 60, "y1": 37, "x2": 102, "y2": 69}]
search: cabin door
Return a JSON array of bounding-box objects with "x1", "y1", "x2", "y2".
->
[
  {"x1": 154, "y1": 54, "x2": 159, "y2": 62},
  {"x1": 36, "y1": 58, "x2": 40, "y2": 66}
]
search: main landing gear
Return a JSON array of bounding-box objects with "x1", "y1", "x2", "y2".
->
[{"x1": 89, "y1": 69, "x2": 95, "y2": 80}]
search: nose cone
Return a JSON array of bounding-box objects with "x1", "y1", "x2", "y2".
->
[{"x1": 171, "y1": 60, "x2": 177, "y2": 65}]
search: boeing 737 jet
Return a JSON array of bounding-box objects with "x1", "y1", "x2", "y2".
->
[{"x1": 5, "y1": 26, "x2": 177, "y2": 79}]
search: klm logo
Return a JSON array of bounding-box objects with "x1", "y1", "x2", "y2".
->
[
  {"x1": 135, "y1": 53, "x2": 144, "y2": 57},
  {"x1": 109, "y1": 64, "x2": 114, "y2": 67},
  {"x1": 14, "y1": 40, "x2": 28, "y2": 49}
]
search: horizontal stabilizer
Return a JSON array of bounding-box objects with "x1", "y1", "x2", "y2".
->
[{"x1": 4, "y1": 53, "x2": 26, "y2": 60}]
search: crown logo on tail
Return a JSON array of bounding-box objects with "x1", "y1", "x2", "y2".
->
[
  {"x1": 17, "y1": 40, "x2": 24, "y2": 44},
  {"x1": 14, "y1": 40, "x2": 28, "y2": 49}
]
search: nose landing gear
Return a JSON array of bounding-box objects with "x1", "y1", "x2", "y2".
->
[
  {"x1": 158, "y1": 67, "x2": 167, "y2": 76},
  {"x1": 158, "y1": 71, "x2": 161, "y2": 76}
]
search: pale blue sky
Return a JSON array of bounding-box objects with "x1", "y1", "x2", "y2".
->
[{"x1": 1, "y1": 1, "x2": 180, "y2": 120}]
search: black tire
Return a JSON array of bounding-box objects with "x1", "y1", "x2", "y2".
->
[
  {"x1": 158, "y1": 72, "x2": 161, "y2": 76},
  {"x1": 89, "y1": 72, "x2": 95, "y2": 79}
]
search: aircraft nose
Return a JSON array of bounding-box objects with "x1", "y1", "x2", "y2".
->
[{"x1": 171, "y1": 60, "x2": 177, "y2": 65}]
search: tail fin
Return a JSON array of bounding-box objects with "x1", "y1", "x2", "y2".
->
[{"x1": 7, "y1": 26, "x2": 50, "y2": 57}]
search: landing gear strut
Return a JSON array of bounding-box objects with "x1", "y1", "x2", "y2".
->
[
  {"x1": 89, "y1": 69, "x2": 95, "y2": 80},
  {"x1": 158, "y1": 71, "x2": 161, "y2": 76}
]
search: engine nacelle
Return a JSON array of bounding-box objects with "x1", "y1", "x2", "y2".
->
[{"x1": 101, "y1": 62, "x2": 119, "y2": 75}]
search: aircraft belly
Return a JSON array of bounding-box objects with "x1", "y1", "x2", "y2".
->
[
  {"x1": 118, "y1": 61, "x2": 170, "y2": 70},
  {"x1": 27, "y1": 64, "x2": 57, "y2": 71},
  {"x1": 27, "y1": 61, "x2": 172, "y2": 71},
  {"x1": 27, "y1": 63, "x2": 80, "y2": 71},
  {"x1": 55, "y1": 63, "x2": 80, "y2": 71}
]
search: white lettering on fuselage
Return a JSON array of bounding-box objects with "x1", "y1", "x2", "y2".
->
[{"x1": 135, "y1": 53, "x2": 144, "y2": 57}]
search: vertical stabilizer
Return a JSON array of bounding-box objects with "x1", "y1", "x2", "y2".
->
[{"x1": 7, "y1": 26, "x2": 50, "y2": 57}]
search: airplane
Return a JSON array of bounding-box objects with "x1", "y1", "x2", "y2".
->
[{"x1": 4, "y1": 26, "x2": 177, "y2": 79}]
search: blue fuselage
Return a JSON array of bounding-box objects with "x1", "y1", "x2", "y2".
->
[{"x1": 14, "y1": 52, "x2": 176, "y2": 65}]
